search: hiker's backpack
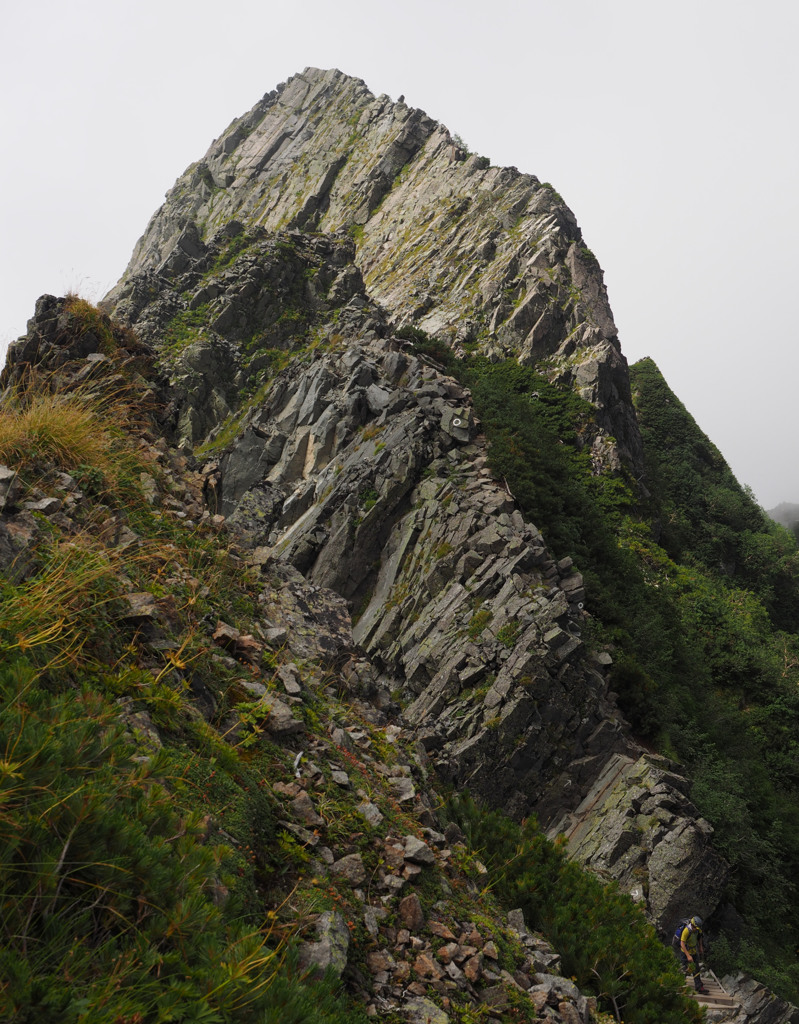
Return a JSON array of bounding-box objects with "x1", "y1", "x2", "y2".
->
[{"x1": 671, "y1": 918, "x2": 690, "y2": 947}]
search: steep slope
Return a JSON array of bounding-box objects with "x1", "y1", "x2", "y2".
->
[
  {"x1": 630, "y1": 356, "x2": 798, "y2": 615},
  {"x1": 0, "y1": 298, "x2": 713, "y2": 1024},
  {"x1": 6, "y1": 66, "x2": 799, "y2": 1022},
  {"x1": 0, "y1": 297, "x2": 618, "y2": 1024},
  {"x1": 101, "y1": 213, "x2": 728, "y2": 939},
  {"x1": 99, "y1": 65, "x2": 799, "y2": 998},
  {"x1": 627, "y1": 357, "x2": 799, "y2": 1003},
  {"x1": 96, "y1": 67, "x2": 730, "y2": 941}
]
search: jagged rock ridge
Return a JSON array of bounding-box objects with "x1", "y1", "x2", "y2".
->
[
  {"x1": 4, "y1": 293, "x2": 763, "y2": 1021},
  {"x1": 0, "y1": 299, "x2": 604, "y2": 1024},
  {"x1": 203, "y1": 322, "x2": 729, "y2": 940},
  {"x1": 94, "y1": 67, "x2": 734, "y2": 946}
]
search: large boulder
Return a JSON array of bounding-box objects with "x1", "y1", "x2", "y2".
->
[{"x1": 548, "y1": 754, "x2": 729, "y2": 934}]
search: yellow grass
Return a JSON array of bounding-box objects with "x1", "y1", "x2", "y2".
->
[
  {"x1": 64, "y1": 292, "x2": 116, "y2": 352},
  {"x1": 0, "y1": 538, "x2": 121, "y2": 666},
  {"x1": 0, "y1": 389, "x2": 114, "y2": 476}
]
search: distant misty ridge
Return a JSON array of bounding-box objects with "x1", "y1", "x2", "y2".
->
[{"x1": 768, "y1": 502, "x2": 799, "y2": 532}]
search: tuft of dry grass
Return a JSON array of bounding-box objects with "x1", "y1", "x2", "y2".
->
[
  {"x1": 0, "y1": 388, "x2": 114, "y2": 476},
  {"x1": 0, "y1": 362, "x2": 157, "y2": 501},
  {"x1": 64, "y1": 291, "x2": 117, "y2": 352}
]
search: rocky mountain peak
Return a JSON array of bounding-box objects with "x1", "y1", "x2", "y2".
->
[
  {"x1": 107, "y1": 66, "x2": 643, "y2": 476},
  {"x1": 88, "y1": 70, "x2": 723, "y2": 949}
]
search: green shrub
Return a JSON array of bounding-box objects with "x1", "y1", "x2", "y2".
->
[
  {"x1": 259, "y1": 947, "x2": 370, "y2": 1024},
  {"x1": 445, "y1": 794, "x2": 702, "y2": 1024},
  {"x1": 396, "y1": 325, "x2": 455, "y2": 367},
  {"x1": 0, "y1": 656, "x2": 283, "y2": 1022},
  {"x1": 467, "y1": 608, "x2": 493, "y2": 640},
  {"x1": 446, "y1": 353, "x2": 799, "y2": 1000},
  {"x1": 496, "y1": 620, "x2": 520, "y2": 648}
]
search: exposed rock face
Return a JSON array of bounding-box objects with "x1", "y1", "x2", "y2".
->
[
  {"x1": 721, "y1": 975, "x2": 799, "y2": 1024},
  {"x1": 107, "y1": 225, "x2": 384, "y2": 444},
  {"x1": 8, "y1": 52, "x2": 795, "y2": 1016},
  {"x1": 548, "y1": 753, "x2": 729, "y2": 936},
  {"x1": 106, "y1": 66, "x2": 643, "y2": 476},
  {"x1": 60, "y1": 62, "x2": 783, "y2": 1014},
  {"x1": 200, "y1": 328, "x2": 633, "y2": 818},
  {"x1": 0, "y1": 301, "x2": 604, "y2": 1024},
  {"x1": 1, "y1": 293, "x2": 161, "y2": 399},
  {"x1": 192, "y1": 319, "x2": 728, "y2": 937}
]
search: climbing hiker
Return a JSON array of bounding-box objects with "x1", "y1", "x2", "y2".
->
[{"x1": 678, "y1": 916, "x2": 708, "y2": 994}]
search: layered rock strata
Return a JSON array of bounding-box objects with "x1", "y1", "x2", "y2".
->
[
  {"x1": 547, "y1": 753, "x2": 729, "y2": 935},
  {"x1": 9, "y1": 281, "x2": 724, "y2": 959},
  {"x1": 106, "y1": 226, "x2": 384, "y2": 443},
  {"x1": 195, "y1": 313, "x2": 726, "y2": 935},
  {"x1": 2, "y1": 56, "x2": 787, "y2": 1018},
  {"x1": 207, "y1": 329, "x2": 630, "y2": 815},
  {"x1": 106, "y1": 66, "x2": 643, "y2": 476},
  {"x1": 721, "y1": 976, "x2": 799, "y2": 1024},
  {"x1": 0, "y1": 302, "x2": 601, "y2": 1024}
]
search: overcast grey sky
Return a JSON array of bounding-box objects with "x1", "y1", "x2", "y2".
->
[{"x1": 2, "y1": 0, "x2": 797, "y2": 508}]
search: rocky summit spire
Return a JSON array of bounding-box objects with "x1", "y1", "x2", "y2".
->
[{"x1": 107, "y1": 66, "x2": 642, "y2": 475}]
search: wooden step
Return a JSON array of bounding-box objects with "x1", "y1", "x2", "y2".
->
[
  {"x1": 692, "y1": 992, "x2": 737, "y2": 1008},
  {"x1": 685, "y1": 975, "x2": 737, "y2": 1009}
]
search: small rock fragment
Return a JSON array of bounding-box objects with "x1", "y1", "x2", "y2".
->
[{"x1": 398, "y1": 893, "x2": 425, "y2": 930}]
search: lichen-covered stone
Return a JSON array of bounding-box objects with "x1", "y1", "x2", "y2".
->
[
  {"x1": 549, "y1": 753, "x2": 729, "y2": 934},
  {"x1": 299, "y1": 910, "x2": 350, "y2": 978}
]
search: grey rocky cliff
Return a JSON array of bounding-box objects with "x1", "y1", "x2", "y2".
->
[
  {"x1": 3, "y1": 59, "x2": 789, "y2": 1017},
  {"x1": 192, "y1": 317, "x2": 726, "y2": 937},
  {"x1": 10, "y1": 305, "x2": 787, "y2": 1007},
  {"x1": 0, "y1": 297, "x2": 605, "y2": 1024},
  {"x1": 547, "y1": 753, "x2": 729, "y2": 935},
  {"x1": 106, "y1": 66, "x2": 643, "y2": 478},
  {"x1": 107, "y1": 224, "x2": 384, "y2": 444},
  {"x1": 720, "y1": 976, "x2": 799, "y2": 1024}
]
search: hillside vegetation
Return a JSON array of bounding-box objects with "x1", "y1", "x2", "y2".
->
[
  {"x1": 456, "y1": 347, "x2": 799, "y2": 998},
  {"x1": 628, "y1": 358, "x2": 799, "y2": 995},
  {"x1": 8, "y1": 67, "x2": 799, "y2": 1024}
]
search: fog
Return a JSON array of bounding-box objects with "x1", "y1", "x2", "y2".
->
[{"x1": 2, "y1": 0, "x2": 797, "y2": 507}]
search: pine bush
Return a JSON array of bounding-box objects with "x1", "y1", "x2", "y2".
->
[
  {"x1": 446, "y1": 793, "x2": 703, "y2": 1024},
  {"x1": 0, "y1": 656, "x2": 282, "y2": 1021}
]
